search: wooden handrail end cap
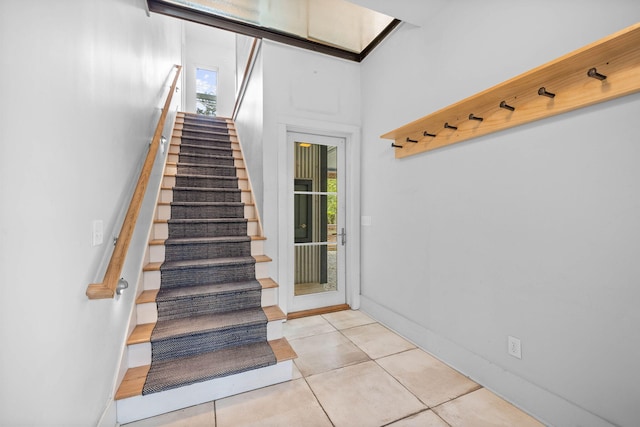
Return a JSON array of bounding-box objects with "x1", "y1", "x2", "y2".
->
[{"x1": 86, "y1": 283, "x2": 115, "y2": 300}]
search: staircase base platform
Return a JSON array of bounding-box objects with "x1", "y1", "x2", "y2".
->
[
  {"x1": 117, "y1": 359, "x2": 293, "y2": 424},
  {"x1": 117, "y1": 337, "x2": 296, "y2": 424}
]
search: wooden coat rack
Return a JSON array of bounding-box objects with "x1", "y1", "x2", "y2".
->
[{"x1": 382, "y1": 22, "x2": 640, "y2": 158}]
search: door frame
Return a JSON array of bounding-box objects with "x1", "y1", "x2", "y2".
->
[{"x1": 276, "y1": 116, "x2": 361, "y2": 315}]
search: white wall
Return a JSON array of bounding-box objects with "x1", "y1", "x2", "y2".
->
[
  {"x1": 359, "y1": 2, "x2": 640, "y2": 426},
  {"x1": 183, "y1": 22, "x2": 236, "y2": 118},
  {"x1": 259, "y1": 41, "x2": 361, "y2": 312},
  {"x1": 235, "y1": 45, "x2": 265, "y2": 215},
  {"x1": 0, "y1": 1, "x2": 182, "y2": 425}
]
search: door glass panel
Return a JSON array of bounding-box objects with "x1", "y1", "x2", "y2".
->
[{"x1": 294, "y1": 141, "x2": 339, "y2": 296}]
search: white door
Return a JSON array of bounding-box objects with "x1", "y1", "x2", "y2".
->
[{"x1": 288, "y1": 131, "x2": 346, "y2": 312}]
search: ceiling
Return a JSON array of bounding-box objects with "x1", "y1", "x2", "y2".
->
[{"x1": 147, "y1": 0, "x2": 401, "y2": 61}]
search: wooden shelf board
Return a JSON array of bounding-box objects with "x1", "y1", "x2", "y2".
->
[{"x1": 382, "y1": 23, "x2": 640, "y2": 158}]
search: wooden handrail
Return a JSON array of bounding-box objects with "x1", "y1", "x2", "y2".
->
[
  {"x1": 87, "y1": 64, "x2": 182, "y2": 299},
  {"x1": 232, "y1": 38, "x2": 259, "y2": 120}
]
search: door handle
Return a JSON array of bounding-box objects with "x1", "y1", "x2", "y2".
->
[{"x1": 336, "y1": 228, "x2": 346, "y2": 246}]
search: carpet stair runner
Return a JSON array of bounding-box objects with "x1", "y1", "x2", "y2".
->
[{"x1": 115, "y1": 113, "x2": 295, "y2": 424}]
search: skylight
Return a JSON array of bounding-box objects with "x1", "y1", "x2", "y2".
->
[{"x1": 148, "y1": 0, "x2": 400, "y2": 61}]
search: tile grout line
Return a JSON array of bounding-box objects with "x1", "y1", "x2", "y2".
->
[{"x1": 300, "y1": 372, "x2": 336, "y2": 427}]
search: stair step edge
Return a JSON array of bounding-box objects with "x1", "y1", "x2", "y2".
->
[{"x1": 128, "y1": 305, "x2": 283, "y2": 345}]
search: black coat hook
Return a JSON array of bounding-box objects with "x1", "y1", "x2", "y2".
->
[
  {"x1": 499, "y1": 101, "x2": 515, "y2": 111},
  {"x1": 406, "y1": 137, "x2": 418, "y2": 143},
  {"x1": 587, "y1": 67, "x2": 607, "y2": 80},
  {"x1": 423, "y1": 131, "x2": 436, "y2": 137},
  {"x1": 538, "y1": 87, "x2": 555, "y2": 98},
  {"x1": 444, "y1": 122, "x2": 458, "y2": 130},
  {"x1": 391, "y1": 143, "x2": 403, "y2": 148},
  {"x1": 468, "y1": 113, "x2": 483, "y2": 122}
]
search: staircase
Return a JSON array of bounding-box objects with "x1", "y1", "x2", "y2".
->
[{"x1": 115, "y1": 113, "x2": 296, "y2": 424}]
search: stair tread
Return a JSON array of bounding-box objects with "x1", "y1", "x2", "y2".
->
[
  {"x1": 156, "y1": 280, "x2": 262, "y2": 301},
  {"x1": 137, "y1": 289, "x2": 159, "y2": 304},
  {"x1": 165, "y1": 218, "x2": 249, "y2": 224},
  {"x1": 153, "y1": 307, "x2": 267, "y2": 341},
  {"x1": 175, "y1": 142, "x2": 238, "y2": 150},
  {"x1": 254, "y1": 255, "x2": 272, "y2": 263},
  {"x1": 178, "y1": 152, "x2": 234, "y2": 160},
  {"x1": 115, "y1": 338, "x2": 294, "y2": 400},
  {"x1": 165, "y1": 236, "x2": 251, "y2": 245},
  {"x1": 269, "y1": 337, "x2": 297, "y2": 362},
  {"x1": 161, "y1": 256, "x2": 256, "y2": 270},
  {"x1": 128, "y1": 323, "x2": 155, "y2": 345},
  {"x1": 173, "y1": 162, "x2": 238, "y2": 169},
  {"x1": 166, "y1": 186, "x2": 242, "y2": 192},
  {"x1": 115, "y1": 365, "x2": 150, "y2": 400},
  {"x1": 129, "y1": 305, "x2": 280, "y2": 344},
  {"x1": 173, "y1": 173, "x2": 238, "y2": 179},
  {"x1": 167, "y1": 201, "x2": 244, "y2": 206},
  {"x1": 258, "y1": 278, "x2": 279, "y2": 289},
  {"x1": 263, "y1": 305, "x2": 286, "y2": 322},
  {"x1": 144, "y1": 262, "x2": 162, "y2": 271}
]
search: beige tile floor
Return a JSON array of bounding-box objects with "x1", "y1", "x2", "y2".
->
[{"x1": 123, "y1": 310, "x2": 543, "y2": 427}]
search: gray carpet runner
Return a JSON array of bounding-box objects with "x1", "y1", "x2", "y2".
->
[{"x1": 142, "y1": 114, "x2": 276, "y2": 395}]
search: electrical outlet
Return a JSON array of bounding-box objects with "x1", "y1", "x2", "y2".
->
[{"x1": 508, "y1": 336, "x2": 522, "y2": 359}]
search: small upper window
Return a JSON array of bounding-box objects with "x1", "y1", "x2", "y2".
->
[{"x1": 196, "y1": 68, "x2": 218, "y2": 116}]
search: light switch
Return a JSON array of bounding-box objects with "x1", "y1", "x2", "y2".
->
[{"x1": 92, "y1": 220, "x2": 104, "y2": 246}]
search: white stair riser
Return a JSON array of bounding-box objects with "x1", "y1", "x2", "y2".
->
[
  {"x1": 247, "y1": 221, "x2": 258, "y2": 236},
  {"x1": 169, "y1": 144, "x2": 180, "y2": 155},
  {"x1": 267, "y1": 320, "x2": 283, "y2": 340},
  {"x1": 160, "y1": 189, "x2": 173, "y2": 203},
  {"x1": 255, "y1": 262, "x2": 269, "y2": 279},
  {"x1": 127, "y1": 319, "x2": 284, "y2": 369},
  {"x1": 261, "y1": 287, "x2": 277, "y2": 306},
  {"x1": 137, "y1": 302, "x2": 157, "y2": 324},
  {"x1": 236, "y1": 168, "x2": 248, "y2": 179},
  {"x1": 149, "y1": 245, "x2": 165, "y2": 263},
  {"x1": 251, "y1": 240, "x2": 264, "y2": 255},
  {"x1": 234, "y1": 159, "x2": 245, "y2": 169},
  {"x1": 244, "y1": 205, "x2": 255, "y2": 218},
  {"x1": 165, "y1": 164, "x2": 177, "y2": 176},
  {"x1": 156, "y1": 204, "x2": 171, "y2": 220},
  {"x1": 128, "y1": 342, "x2": 151, "y2": 368},
  {"x1": 117, "y1": 361, "x2": 293, "y2": 424},
  {"x1": 241, "y1": 191, "x2": 252, "y2": 204},
  {"x1": 153, "y1": 222, "x2": 168, "y2": 240},
  {"x1": 163, "y1": 175, "x2": 176, "y2": 187},
  {"x1": 144, "y1": 270, "x2": 161, "y2": 290}
]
